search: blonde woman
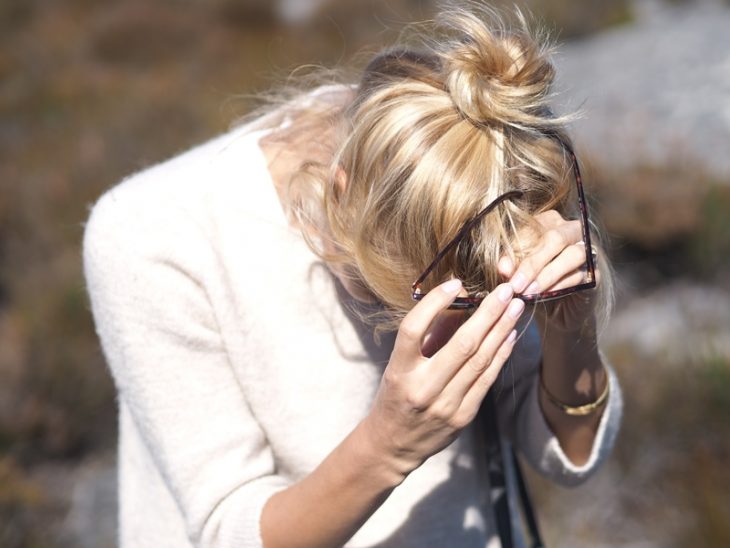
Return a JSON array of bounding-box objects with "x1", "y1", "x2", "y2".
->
[{"x1": 83, "y1": 4, "x2": 622, "y2": 547}]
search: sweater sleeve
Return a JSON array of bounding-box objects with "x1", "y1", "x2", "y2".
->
[
  {"x1": 495, "y1": 323, "x2": 623, "y2": 487},
  {"x1": 83, "y1": 177, "x2": 285, "y2": 547}
]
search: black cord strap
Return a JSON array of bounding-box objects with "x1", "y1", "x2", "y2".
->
[{"x1": 482, "y1": 391, "x2": 545, "y2": 547}]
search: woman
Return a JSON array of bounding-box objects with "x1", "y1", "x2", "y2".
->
[{"x1": 83, "y1": 4, "x2": 622, "y2": 547}]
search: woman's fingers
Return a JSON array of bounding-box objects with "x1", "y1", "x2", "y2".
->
[
  {"x1": 421, "y1": 308, "x2": 467, "y2": 359},
  {"x1": 392, "y1": 278, "x2": 464, "y2": 363},
  {"x1": 539, "y1": 261, "x2": 603, "y2": 294},
  {"x1": 510, "y1": 219, "x2": 582, "y2": 293},
  {"x1": 523, "y1": 241, "x2": 589, "y2": 296},
  {"x1": 426, "y1": 283, "x2": 518, "y2": 389},
  {"x1": 440, "y1": 296, "x2": 524, "y2": 403},
  {"x1": 456, "y1": 331, "x2": 518, "y2": 423},
  {"x1": 497, "y1": 255, "x2": 515, "y2": 279}
]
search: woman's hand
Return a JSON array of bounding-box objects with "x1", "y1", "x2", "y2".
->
[
  {"x1": 361, "y1": 279, "x2": 525, "y2": 478},
  {"x1": 497, "y1": 210, "x2": 600, "y2": 333},
  {"x1": 494, "y1": 210, "x2": 609, "y2": 466}
]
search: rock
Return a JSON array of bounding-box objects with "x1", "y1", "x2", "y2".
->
[
  {"x1": 602, "y1": 282, "x2": 730, "y2": 366},
  {"x1": 59, "y1": 453, "x2": 117, "y2": 548},
  {"x1": 555, "y1": 1, "x2": 730, "y2": 180},
  {"x1": 276, "y1": 0, "x2": 332, "y2": 25}
]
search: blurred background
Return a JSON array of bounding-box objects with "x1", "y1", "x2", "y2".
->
[{"x1": 1, "y1": 0, "x2": 729, "y2": 546}]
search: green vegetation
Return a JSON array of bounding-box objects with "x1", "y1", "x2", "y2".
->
[{"x1": 618, "y1": 352, "x2": 730, "y2": 546}]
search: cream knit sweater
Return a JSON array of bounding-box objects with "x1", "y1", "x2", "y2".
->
[{"x1": 83, "y1": 125, "x2": 622, "y2": 547}]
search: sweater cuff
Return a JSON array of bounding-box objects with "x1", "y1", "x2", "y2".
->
[
  {"x1": 200, "y1": 475, "x2": 290, "y2": 547},
  {"x1": 520, "y1": 361, "x2": 623, "y2": 487}
]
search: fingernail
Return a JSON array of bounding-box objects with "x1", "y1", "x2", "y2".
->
[
  {"x1": 498, "y1": 256, "x2": 514, "y2": 276},
  {"x1": 441, "y1": 279, "x2": 462, "y2": 294},
  {"x1": 496, "y1": 283, "x2": 513, "y2": 303},
  {"x1": 511, "y1": 272, "x2": 528, "y2": 293},
  {"x1": 507, "y1": 329, "x2": 517, "y2": 344},
  {"x1": 508, "y1": 299, "x2": 525, "y2": 319},
  {"x1": 525, "y1": 281, "x2": 539, "y2": 295}
]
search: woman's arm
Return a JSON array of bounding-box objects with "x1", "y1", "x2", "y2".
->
[
  {"x1": 498, "y1": 211, "x2": 615, "y2": 467},
  {"x1": 84, "y1": 183, "x2": 295, "y2": 547},
  {"x1": 536, "y1": 315, "x2": 607, "y2": 466},
  {"x1": 260, "y1": 420, "x2": 402, "y2": 548},
  {"x1": 261, "y1": 279, "x2": 526, "y2": 547}
]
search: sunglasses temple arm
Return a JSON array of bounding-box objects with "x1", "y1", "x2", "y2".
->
[
  {"x1": 566, "y1": 146, "x2": 597, "y2": 281},
  {"x1": 412, "y1": 190, "x2": 523, "y2": 291}
]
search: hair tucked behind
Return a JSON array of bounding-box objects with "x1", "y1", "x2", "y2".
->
[{"x1": 261, "y1": 2, "x2": 613, "y2": 332}]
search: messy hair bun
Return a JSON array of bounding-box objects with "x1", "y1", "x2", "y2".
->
[{"x1": 439, "y1": 8, "x2": 558, "y2": 130}]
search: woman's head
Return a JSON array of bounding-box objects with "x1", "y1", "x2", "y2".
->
[{"x1": 285, "y1": 4, "x2": 611, "y2": 329}]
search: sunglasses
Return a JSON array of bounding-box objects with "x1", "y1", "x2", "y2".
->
[{"x1": 411, "y1": 138, "x2": 596, "y2": 310}]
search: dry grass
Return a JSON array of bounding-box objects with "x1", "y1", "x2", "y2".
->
[
  {"x1": 582, "y1": 153, "x2": 730, "y2": 290},
  {"x1": 523, "y1": 349, "x2": 730, "y2": 546}
]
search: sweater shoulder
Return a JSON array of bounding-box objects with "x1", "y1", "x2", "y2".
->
[
  {"x1": 83, "y1": 127, "x2": 279, "y2": 261},
  {"x1": 90, "y1": 128, "x2": 259, "y2": 221}
]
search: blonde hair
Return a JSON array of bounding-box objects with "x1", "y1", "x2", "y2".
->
[{"x1": 256, "y1": 3, "x2": 613, "y2": 332}]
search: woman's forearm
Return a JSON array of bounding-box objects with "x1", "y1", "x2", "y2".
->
[
  {"x1": 537, "y1": 318, "x2": 608, "y2": 466},
  {"x1": 261, "y1": 281, "x2": 524, "y2": 547},
  {"x1": 260, "y1": 419, "x2": 406, "y2": 548}
]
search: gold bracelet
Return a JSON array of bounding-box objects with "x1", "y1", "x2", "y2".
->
[{"x1": 540, "y1": 372, "x2": 609, "y2": 417}]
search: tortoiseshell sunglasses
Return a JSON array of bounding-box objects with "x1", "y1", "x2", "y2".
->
[{"x1": 411, "y1": 138, "x2": 596, "y2": 310}]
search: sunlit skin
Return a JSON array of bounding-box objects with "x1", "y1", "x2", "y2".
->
[
  {"x1": 497, "y1": 211, "x2": 608, "y2": 466},
  {"x1": 258, "y1": 136, "x2": 608, "y2": 548}
]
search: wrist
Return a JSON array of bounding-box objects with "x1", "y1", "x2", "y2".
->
[
  {"x1": 539, "y1": 349, "x2": 607, "y2": 407},
  {"x1": 539, "y1": 319, "x2": 606, "y2": 407},
  {"x1": 540, "y1": 324, "x2": 601, "y2": 370},
  {"x1": 353, "y1": 417, "x2": 413, "y2": 488},
  {"x1": 536, "y1": 310, "x2": 597, "y2": 337},
  {"x1": 539, "y1": 360, "x2": 609, "y2": 415},
  {"x1": 534, "y1": 288, "x2": 600, "y2": 336}
]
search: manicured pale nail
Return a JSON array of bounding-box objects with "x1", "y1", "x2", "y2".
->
[
  {"x1": 496, "y1": 283, "x2": 513, "y2": 303},
  {"x1": 441, "y1": 279, "x2": 462, "y2": 294},
  {"x1": 498, "y1": 256, "x2": 514, "y2": 275},
  {"x1": 508, "y1": 299, "x2": 525, "y2": 319},
  {"x1": 507, "y1": 329, "x2": 517, "y2": 344},
  {"x1": 511, "y1": 272, "x2": 528, "y2": 292},
  {"x1": 525, "y1": 281, "x2": 539, "y2": 295}
]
